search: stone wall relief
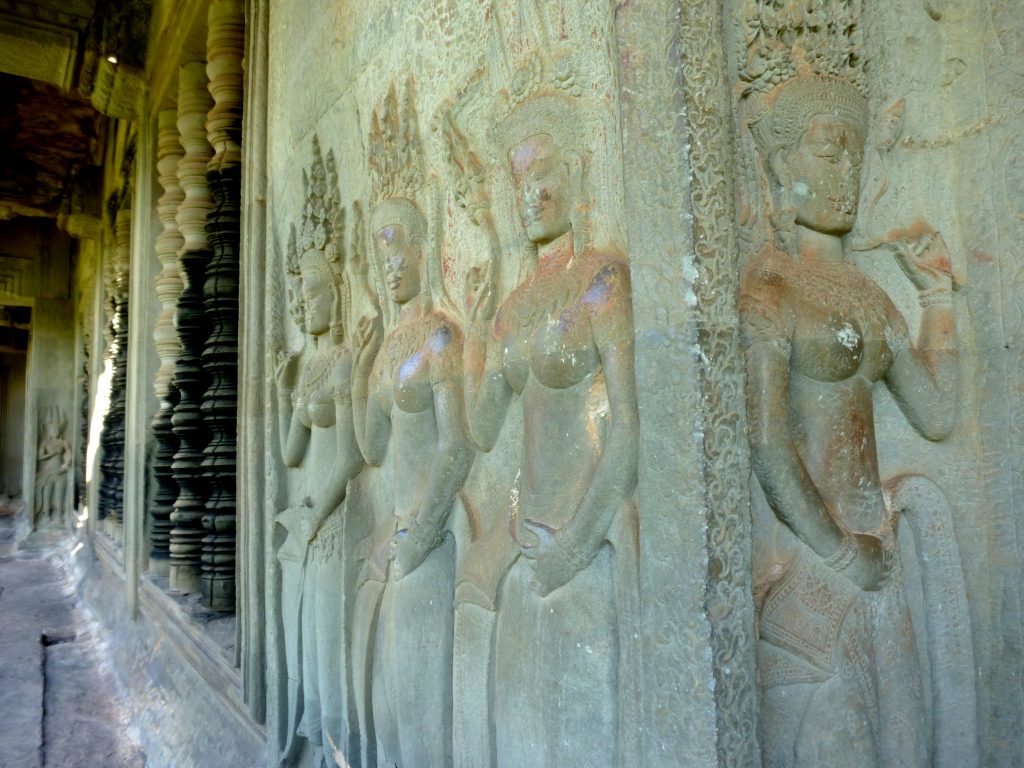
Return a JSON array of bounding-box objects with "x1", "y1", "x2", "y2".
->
[
  {"x1": 35, "y1": 405, "x2": 71, "y2": 526},
  {"x1": 347, "y1": 76, "x2": 473, "y2": 768},
  {"x1": 273, "y1": 136, "x2": 368, "y2": 768},
  {"x1": 445, "y1": 13, "x2": 642, "y2": 765},
  {"x1": 734, "y1": 1, "x2": 976, "y2": 765}
]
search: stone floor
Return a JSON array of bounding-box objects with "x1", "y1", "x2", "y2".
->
[{"x1": 0, "y1": 511, "x2": 146, "y2": 768}]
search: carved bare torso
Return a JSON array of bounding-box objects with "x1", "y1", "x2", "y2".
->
[
  {"x1": 773, "y1": 254, "x2": 904, "y2": 533},
  {"x1": 371, "y1": 311, "x2": 456, "y2": 524},
  {"x1": 494, "y1": 248, "x2": 627, "y2": 530}
]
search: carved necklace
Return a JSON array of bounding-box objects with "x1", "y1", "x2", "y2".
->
[
  {"x1": 296, "y1": 341, "x2": 344, "y2": 402},
  {"x1": 789, "y1": 253, "x2": 891, "y2": 332}
]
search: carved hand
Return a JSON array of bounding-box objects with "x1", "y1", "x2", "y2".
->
[
  {"x1": 390, "y1": 525, "x2": 437, "y2": 578},
  {"x1": 465, "y1": 262, "x2": 496, "y2": 327},
  {"x1": 891, "y1": 230, "x2": 954, "y2": 294},
  {"x1": 520, "y1": 519, "x2": 586, "y2": 597},
  {"x1": 329, "y1": 284, "x2": 347, "y2": 345},
  {"x1": 300, "y1": 497, "x2": 323, "y2": 543},
  {"x1": 838, "y1": 533, "x2": 894, "y2": 592},
  {"x1": 274, "y1": 350, "x2": 302, "y2": 393},
  {"x1": 286, "y1": 282, "x2": 305, "y2": 330},
  {"x1": 443, "y1": 112, "x2": 491, "y2": 226},
  {"x1": 353, "y1": 314, "x2": 383, "y2": 372}
]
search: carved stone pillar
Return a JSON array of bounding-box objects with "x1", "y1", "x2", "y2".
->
[
  {"x1": 169, "y1": 62, "x2": 214, "y2": 594},
  {"x1": 98, "y1": 208, "x2": 132, "y2": 529},
  {"x1": 150, "y1": 109, "x2": 185, "y2": 576},
  {"x1": 200, "y1": 0, "x2": 244, "y2": 611}
]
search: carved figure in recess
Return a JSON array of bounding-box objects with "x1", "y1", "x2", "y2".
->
[
  {"x1": 273, "y1": 138, "x2": 364, "y2": 768},
  {"x1": 737, "y1": 3, "x2": 974, "y2": 765},
  {"x1": 459, "y1": 71, "x2": 640, "y2": 768},
  {"x1": 348, "y1": 78, "x2": 472, "y2": 768},
  {"x1": 35, "y1": 406, "x2": 71, "y2": 525}
]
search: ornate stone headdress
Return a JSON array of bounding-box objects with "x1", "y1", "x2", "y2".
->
[
  {"x1": 368, "y1": 78, "x2": 427, "y2": 240},
  {"x1": 42, "y1": 406, "x2": 66, "y2": 434},
  {"x1": 487, "y1": 0, "x2": 601, "y2": 161},
  {"x1": 287, "y1": 136, "x2": 349, "y2": 334},
  {"x1": 738, "y1": 0, "x2": 868, "y2": 156}
]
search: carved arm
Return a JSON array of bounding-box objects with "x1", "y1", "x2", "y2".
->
[{"x1": 883, "y1": 230, "x2": 959, "y2": 440}]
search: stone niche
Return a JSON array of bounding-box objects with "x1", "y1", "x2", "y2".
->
[{"x1": 245, "y1": 0, "x2": 1023, "y2": 766}]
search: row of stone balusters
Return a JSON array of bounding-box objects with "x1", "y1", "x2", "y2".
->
[
  {"x1": 98, "y1": 209, "x2": 132, "y2": 526},
  {"x1": 150, "y1": 109, "x2": 184, "y2": 577},
  {"x1": 159, "y1": 0, "x2": 244, "y2": 610}
]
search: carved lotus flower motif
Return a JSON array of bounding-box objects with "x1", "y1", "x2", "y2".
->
[
  {"x1": 551, "y1": 56, "x2": 582, "y2": 97},
  {"x1": 510, "y1": 59, "x2": 543, "y2": 103}
]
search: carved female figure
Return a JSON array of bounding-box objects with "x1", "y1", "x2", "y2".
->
[
  {"x1": 462, "y1": 93, "x2": 640, "y2": 768},
  {"x1": 348, "y1": 81, "x2": 472, "y2": 768},
  {"x1": 739, "y1": 71, "x2": 961, "y2": 766},
  {"x1": 273, "y1": 145, "x2": 364, "y2": 767},
  {"x1": 35, "y1": 407, "x2": 71, "y2": 525}
]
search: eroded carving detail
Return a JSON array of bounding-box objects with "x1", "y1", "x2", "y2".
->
[{"x1": 736, "y1": 3, "x2": 975, "y2": 765}]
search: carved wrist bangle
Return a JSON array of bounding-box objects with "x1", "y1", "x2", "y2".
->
[
  {"x1": 333, "y1": 393, "x2": 352, "y2": 405},
  {"x1": 278, "y1": 388, "x2": 294, "y2": 400},
  {"x1": 918, "y1": 287, "x2": 953, "y2": 308},
  {"x1": 823, "y1": 536, "x2": 858, "y2": 572}
]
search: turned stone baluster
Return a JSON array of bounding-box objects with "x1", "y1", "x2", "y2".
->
[
  {"x1": 150, "y1": 109, "x2": 185, "y2": 576},
  {"x1": 99, "y1": 208, "x2": 132, "y2": 530},
  {"x1": 199, "y1": 0, "x2": 244, "y2": 611},
  {"x1": 169, "y1": 62, "x2": 214, "y2": 594}
]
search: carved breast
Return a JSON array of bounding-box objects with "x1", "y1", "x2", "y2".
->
[
  {"x1": 380, "y1": 320, "x2": 434, "y2": 415},
  {"x1": 788, "y1": 260, "x2": 896, "y2": 384},
  {"x1": 296, "y1": 348, "x2": 339, "y2": 429},
  {"x1": 501, "y1": 258, "x2": 601, "y2": 392}
]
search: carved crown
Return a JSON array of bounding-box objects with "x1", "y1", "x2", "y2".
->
[
  {"x1": 287, "y1": 136, "x2": 344, "y2": 283},
  {"x1": 739, "y1": 0, "x2": 868, "y2": 153},
  {"x1": 487, "y1": 1, "x2": 602, "y2": 157},
  {"x1": 369, "y1": 78, "x2": 427, "y2": 237}
]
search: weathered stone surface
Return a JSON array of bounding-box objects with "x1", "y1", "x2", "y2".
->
[{"x1": 0, "y1": 522, "x2": 144, "y2": 768}]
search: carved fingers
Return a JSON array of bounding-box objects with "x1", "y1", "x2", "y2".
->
[
  {"x1": 889, "y1": 229, "x2": 954, "y2": 293},
  {"x1": 520, "y1": 519, "x2": 583, "y2": 597},
  {"x1": 274, "y1": 350, "x2": 302, "y2": 392},
  {"x1": 443, "y1": 112, "x2": 490, "y2": 225},
  {"x1": 465, "y1": 261, "x2": 496, "y2": 325},
  {"x1": 390, "y1": 526, "x2": 436, "y2": 579},
  {"x1": 354, "y1": 314, "x2": 384, "y2": 370}
]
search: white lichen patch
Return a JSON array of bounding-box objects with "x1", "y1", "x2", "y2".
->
[{"x1": 836, "y1": 322, "x2": 860, "y2": 350}]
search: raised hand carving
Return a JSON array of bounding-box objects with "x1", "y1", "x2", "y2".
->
[
  {"x1": 736, "y1": 2, "x2": 974, "y2": 765},
  {"x1": 350, "y1": 77, "x2": 472, "y2": 768},
  {"x1": 273, "y1": 136, "x2": 366, "y2": 767}
]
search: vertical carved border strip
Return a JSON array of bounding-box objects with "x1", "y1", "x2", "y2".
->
[
  {"x1": 239, "y1": 0, "x2": 270, "y2": 723},
  {"x1": 678, "y1": 1, "x2": 758, "y2": 765}
]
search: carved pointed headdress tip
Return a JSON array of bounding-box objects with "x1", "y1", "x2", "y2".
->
[
  {"x1": 369, "y1": 79, "x2": 428, "y2": 237},
  {"x1": 295, "y1": 136, "x2": 345, "y2": 281}
]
